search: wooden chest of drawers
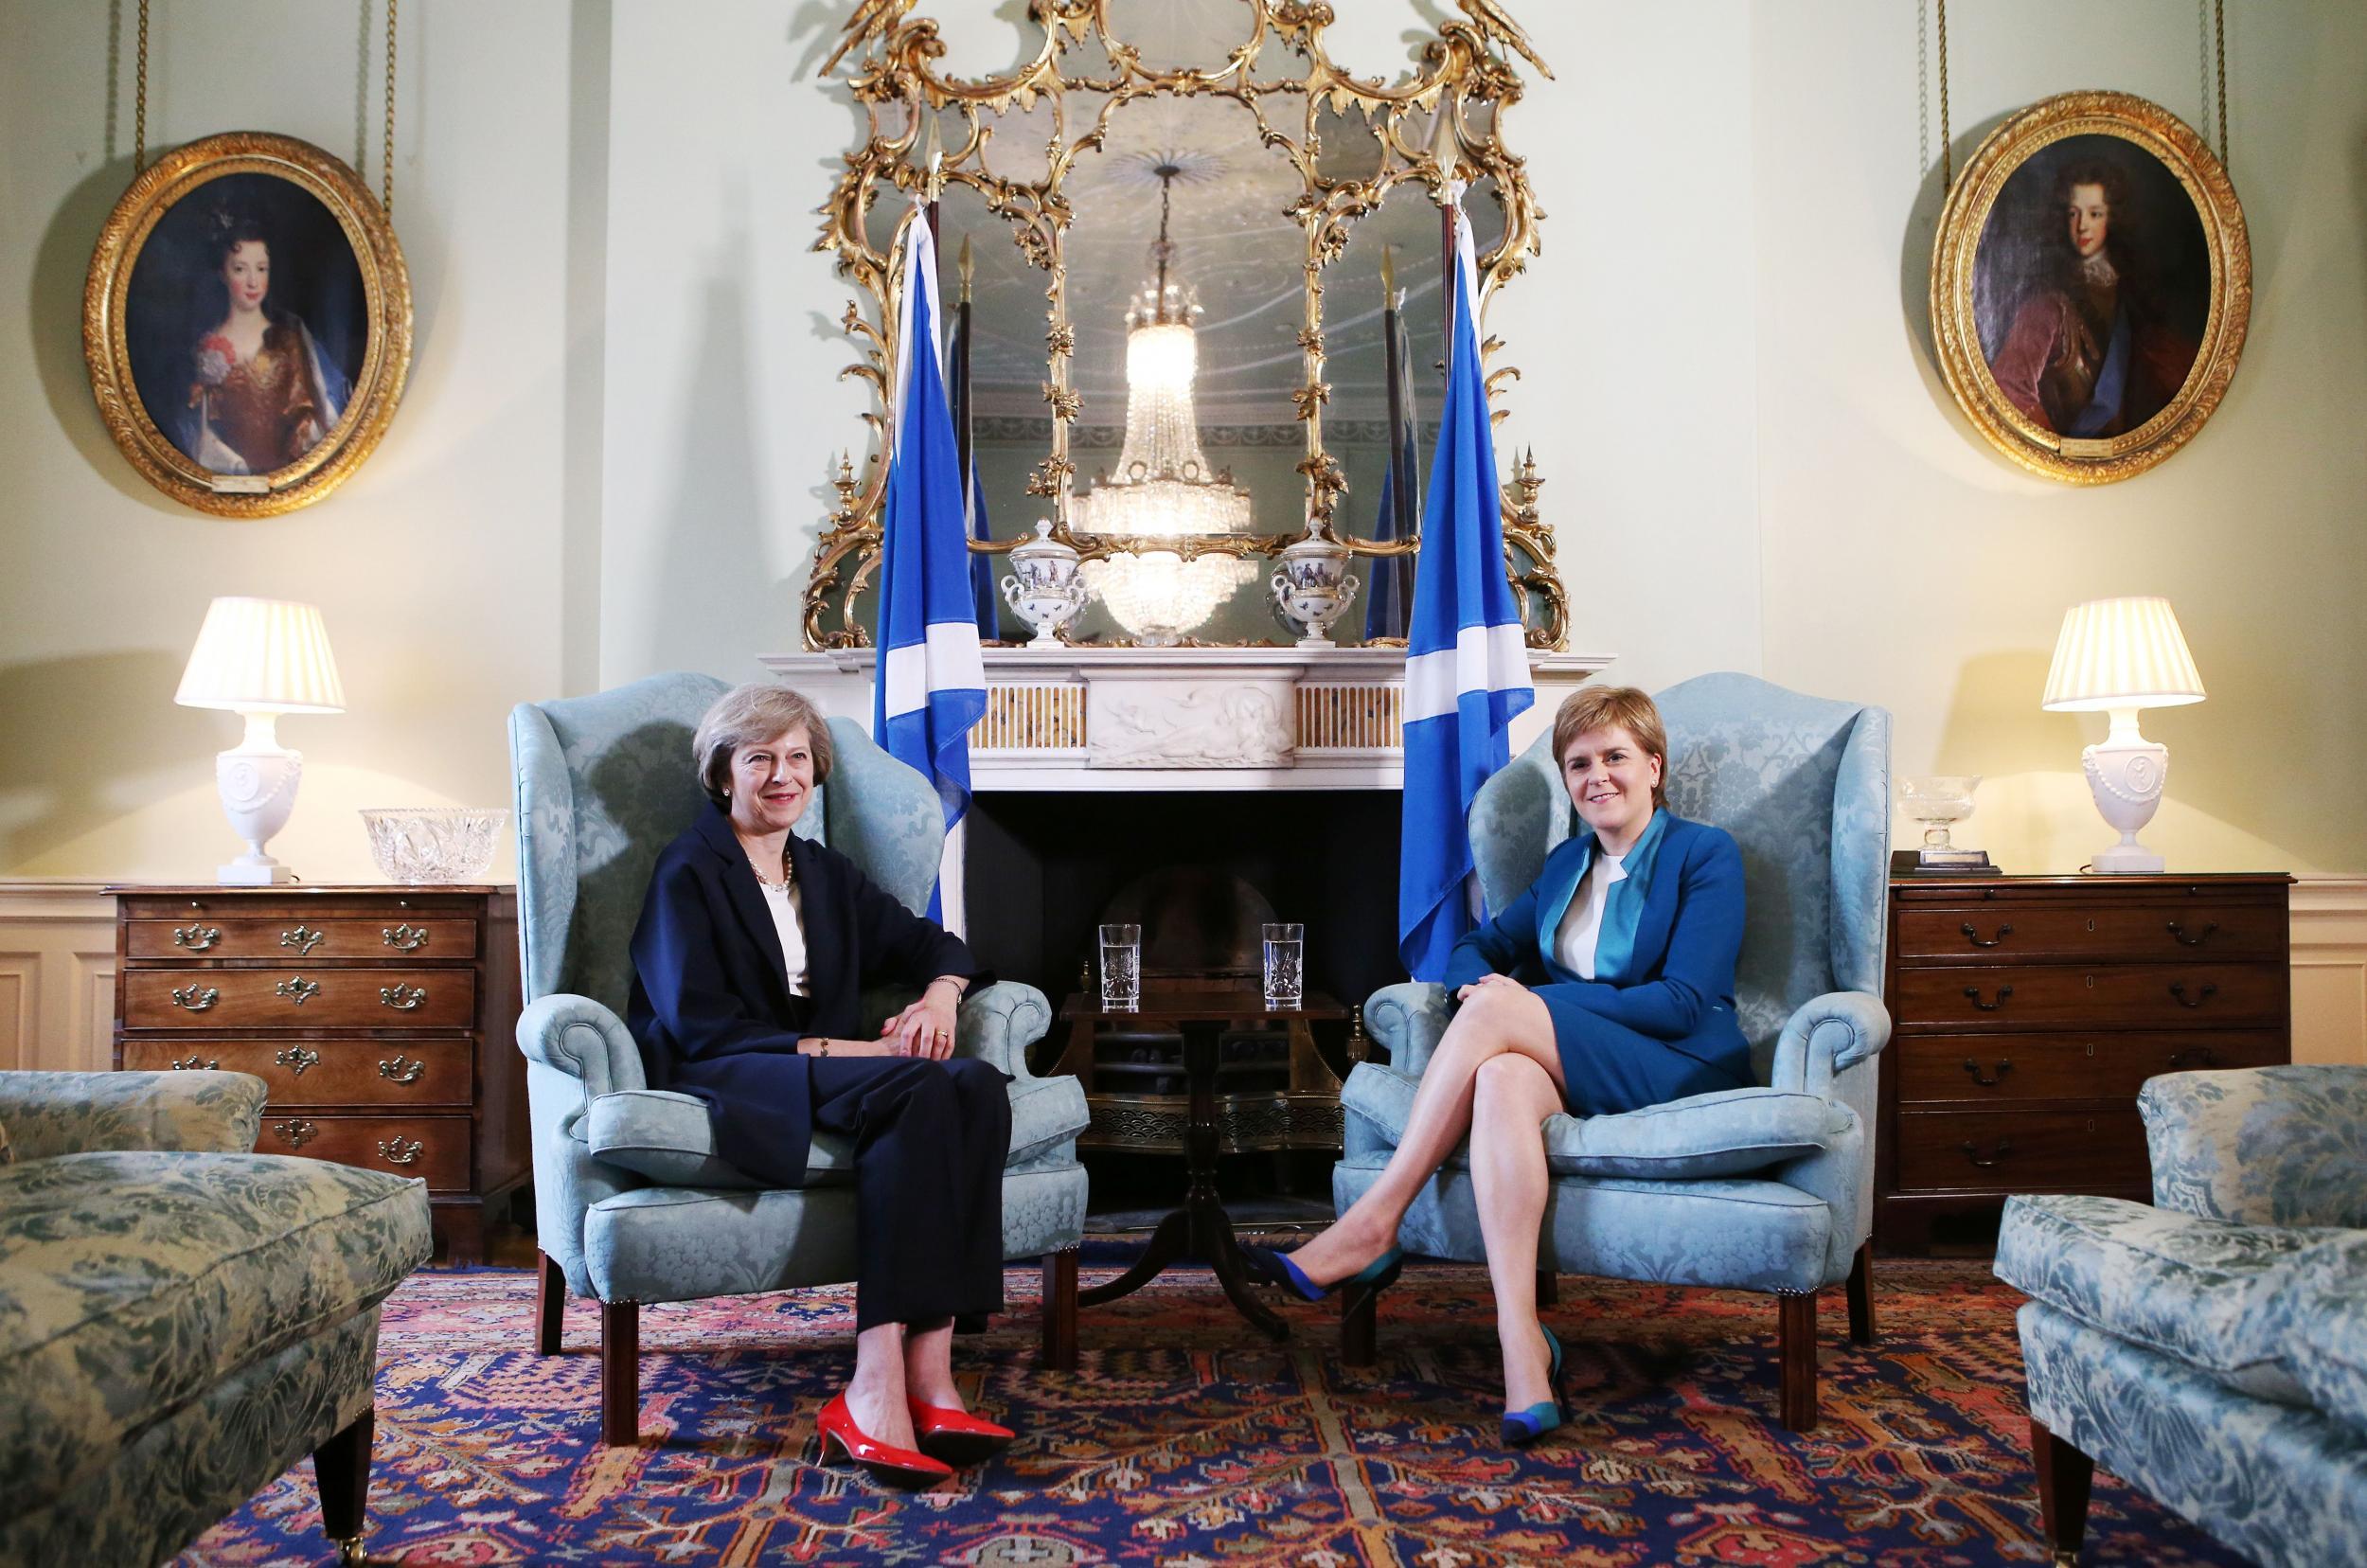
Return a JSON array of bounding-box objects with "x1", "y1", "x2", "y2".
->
[
  {"x1": 112, "y1": 884, "x2": 526, "y2": 1262},
  {"x1": 1877, "y1": 872, "x2": 2291, "y2": 1254}
]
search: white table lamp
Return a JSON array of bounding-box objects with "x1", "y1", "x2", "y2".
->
[
  {"x1": 174, "y1": 597, "x2": 346, "y2": 884},
  {"x1": 2041, "y1": 597, "x2": 2205, "y2": 874}
]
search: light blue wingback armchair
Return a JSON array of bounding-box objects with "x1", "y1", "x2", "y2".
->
[
  {"x1": 1337, "y1": 673, "x2": 1892, "y2": 1428},
  {"x1": 509, "y1": 672, "x2": 1090, "y2": 1445},
  {"x1": 1997, "y1": 1066, "x2": 2367, "y2": 1566}
]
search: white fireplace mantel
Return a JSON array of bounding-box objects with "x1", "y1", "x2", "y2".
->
[{"x1": 760, "y1": 645, "x2": 1614, "y2": 792}]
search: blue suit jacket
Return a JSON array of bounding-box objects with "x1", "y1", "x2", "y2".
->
[
  {"x1": 626, "y1": 803, "x2": 982, "y2": 1185},
  {"x1": 1446, "y1": 811, "x2": 1749, "y2": 1074}
]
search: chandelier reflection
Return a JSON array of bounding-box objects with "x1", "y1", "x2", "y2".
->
[{"x1": 1074, "y1": 160, "x2": 1257, "y2": 646}]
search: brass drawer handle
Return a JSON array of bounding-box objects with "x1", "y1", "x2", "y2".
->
[
  {"x1": 169, "y1": 1056, "x2": 220, "y2": 1071},
  {"x1": 378, "y1": 1055, "x2": 426, "y2": 1084},
  {"x1": 276, "y1": 1045, "x2": 321, "y2": 1077},
  {"x1": 2168, "y1": 1043, "x2": 2218, "y2": 1068},
  {"x1": 1961, "y1": 1137, "x2": 2013, "y2": 1170},
  {"x1": 169, "y1": 984, "x2": 220, "y2": 1012},
  {"x1": 276, "y1": 976, "x2": 322, "y2": 1007},
  {"x1": 2169, "y1": 981, "x2": 2219, "y2": 1009},
  {"x1": 1962, "y1": 984, "x2": 2014, "y2": 1012},
  {"x1": 2166, "y1": 919, "x2": 2219, "y2": 948},
  {"x1": 273, "y1": 1119, "x2": 319, "y2": 1149},
  {"x1": 382, "y1": 922, "x2": 430, "y2": 953},
  {"x1": 1960, "y1": 921, "x2": 2013, "y2": 949},
  {"x1": 379, "y1": 983, "x2": 428, "y2": 1012},
  {"x1": 171, "y1": 922, "x2": 222, "y2": 951},
  {"x1": 376, "y1": 1135, "x2": 423, "y2": 1166},
  {"x1": 1961, "y1": 1058, "x2": 2013, "y2": 1087},
  {"x1": 279, "y1": 924, "x2": 326, "y2": 956}
]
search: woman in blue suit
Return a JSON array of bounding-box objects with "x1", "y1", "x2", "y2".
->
[
  {"x1": 1246, "y1": 686, "x2": 1748, "y2": 1446},
  {"x1": 628, "y1": 682, "x2": 1016, "y2": 1487}
]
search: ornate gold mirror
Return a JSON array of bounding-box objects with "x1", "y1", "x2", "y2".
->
[{"x1": 806, "y1": 0, "x2": 1565, "y2": 650}]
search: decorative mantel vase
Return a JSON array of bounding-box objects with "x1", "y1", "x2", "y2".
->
[
  {"x1": 1000, "y1": 520, "x2": 1090, "y2": 647},
  {"x1": 1270, "y1": 536, "x2": 1361, "y2": 649}
]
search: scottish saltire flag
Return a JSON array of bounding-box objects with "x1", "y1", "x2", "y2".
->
[
  {"x1": 1397, "y1": 184, "x2": 1535, "y2": 982},
  {"x1": 875, "y1": 200, "x2": 988, "y2": 916},
  {"x1": 946, "y1": 289, "x2": 998, "y2": 636},
  {"x1": 1362, "y1": 289, "x2": 1420, "y2": 642}
]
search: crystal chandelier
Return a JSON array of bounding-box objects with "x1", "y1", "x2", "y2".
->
[{"x1": 1074, "y1": 161, "x2": 1256, "y2": 646}]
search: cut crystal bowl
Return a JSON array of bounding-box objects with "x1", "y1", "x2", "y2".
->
[{"x1": 361, "y1": 808, "x2": 507, "y2": 883}]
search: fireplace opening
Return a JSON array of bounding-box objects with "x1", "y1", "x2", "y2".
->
[{"x1": 964, "y1": 789, "x2": 1405, "y2": 1221}]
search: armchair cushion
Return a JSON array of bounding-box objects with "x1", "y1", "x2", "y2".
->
[
  {"x1": 588, "y1": 1067, "x2": 1089, "y2": 1190},
  {"x1": 1343, "y1": 1062, "x2": 1849, "y2": 1181},
  {"x1": 0, "y1": 1150, "x2": 430, "y2": 1513},
  {"x1": 2143, "y1": 1065, "x2": 2367, "y2": 1228},
  {"x1": 0, "y1": 1070, "x2": 266, "y2": 1161},
  {"x1": 1996, "y1": 1192, "x2": 2341, "y2": 1405},
  {"x1": 2287, "y1": 1235, "x2": 2367, "y2": 1437}
]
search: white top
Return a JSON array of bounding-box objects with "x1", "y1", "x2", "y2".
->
[
  {"x1": 757, "y1": 881, "x2": 810, "y2": 997},
  {"x1": 1552, "y1": 849, "x2": 1628, "y2": 981}
]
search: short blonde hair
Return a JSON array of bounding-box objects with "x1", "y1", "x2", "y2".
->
[
  {"x1": 1551, "y1": 685, "x2": 1669, "y2": 810},
  {"x1": 692, "y1": 683, "x2": 834, "y2": 807}
]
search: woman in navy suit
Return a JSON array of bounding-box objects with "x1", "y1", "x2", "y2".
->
[
  {"x1": 628, "y1": 682, "x2": 1014, "y2": 1487},
  {"x1": 1246, "y1": 686, "x2": 1748, "y2": 1446}
]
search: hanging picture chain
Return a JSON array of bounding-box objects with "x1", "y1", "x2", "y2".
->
[
  {"x1": 1933, "y1": 0, "x2": 2228, "y2": 191},
  {"x1": 133, "y1": 0, "x2": 400, "y2": 213}
]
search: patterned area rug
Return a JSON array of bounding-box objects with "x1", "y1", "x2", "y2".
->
[{"x1": 179, "y1": 1258, "x2": 2245, "y2": 1566}]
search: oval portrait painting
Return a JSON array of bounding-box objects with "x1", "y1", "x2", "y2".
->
[
  {"x1": 86, "y1": 133, "x2": 410, "y2": 516},
  {"x1": 1931, "y1": 93, "x2": 2248, "y2": 485}
]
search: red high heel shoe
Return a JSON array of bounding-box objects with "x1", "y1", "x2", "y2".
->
[
  {"x1": 907, "y1": 1398, "x2": 1015, "y2": 1466},
  {"x1": 816, "y1": 1393, "x2": 953, "y2": 1488}
]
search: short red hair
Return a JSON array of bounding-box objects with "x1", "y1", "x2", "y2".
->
[{"x1": 1551, "y1": 686, "x2": 1669, "y2": 809}]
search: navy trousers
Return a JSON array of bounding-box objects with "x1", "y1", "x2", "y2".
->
[{"x1": 807, "y1": 1055, "x2": 1011, "y2": 1331}]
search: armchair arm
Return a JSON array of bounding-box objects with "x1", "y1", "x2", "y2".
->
[
  {"x1": 0, "y1": 1070, "x2": 266, "y2": 1159},
  {"x1": 517, "y1": 993, "x2": 648, "y2": 1101},
  {"x1": 2142, "y1": 1065, "x2": 2367, "y2": 1227},
  {"x1": 1767, "y1": 989, "x2": 1891, "y2": 1096},
  {"x1": 1361, "y1": 982, "x2": 1452, "y2": 1078},
  {"x1": 957, "y1": 980, "x2": 1054, "y2": 1080}
]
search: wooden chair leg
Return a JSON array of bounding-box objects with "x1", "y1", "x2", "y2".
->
[
  {"x1": 311, "y1": 1409, "x2": 373, "y2": 1563},
  {"x1": 2031, "y1": 1416, "x2": 2095, "y2": 1564},
  {"x1": 1535, "y1": 1267, "x2": 1558, "y2": 1309},
  {"x1": 535, "y1": 1250, "x2": 565, "y2": 1355},
  {"x1": 600, "y1": 1300, "x2": 640, "y2": 1446},
  {"x1": 1845, "y1": 1240, "x2": 1877, "y2": 1346},
  {"x1": 1340, "y1": 1276, "x2": 1381, "y2": 1368},
  {"x1": 1777, "y1": 1292, "x2": 1818, "y2": 1431},
  {"x1": 1041, "y1": 1249, "x2": 1078, "y2": 1372}
]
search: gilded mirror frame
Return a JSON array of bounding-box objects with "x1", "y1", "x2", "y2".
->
[{"x1": 805, "y1": 0, "x2": 1566, "y2": 649}]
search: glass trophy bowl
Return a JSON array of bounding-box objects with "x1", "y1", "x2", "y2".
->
[{"x1": 1896, "y1": 775, "x2": 1997, "y2": 874}]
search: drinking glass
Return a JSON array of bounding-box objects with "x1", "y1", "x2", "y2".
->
[
  {"x1": 1261, "y1": 922, "x2": 1305, "y2": 1010},
  {"x1": 1099, "y1": 923, "x2": 1142, "y2": 1011}
]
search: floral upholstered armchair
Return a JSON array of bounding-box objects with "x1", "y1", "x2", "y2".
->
[
  {"x1": 0, "y1": 1069, "x2": 431, "y2": 1566},
  {"x1": 1336, "y1": 673, "x2": 1892, "y2": 1429},
  {"x1": 1997, "y1": 1065, "x2": 2367, "y2": 1566},
  {"x1": 509, "y1": 672, "x2": 1091, "y2": 1446}
]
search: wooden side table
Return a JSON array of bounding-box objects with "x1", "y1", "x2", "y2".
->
[
  {"x1": 1062, "y1": 988, "x2": 1351, "y2": 1341},
  {"x1": 110, "y1": 883, "x2": 528, "y2": 1263},
  {"x1": 1877, "y1": 871, "x2": 2292, "y2": 1254}
]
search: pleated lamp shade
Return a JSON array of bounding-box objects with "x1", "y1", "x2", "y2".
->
[
  {"x1": 2041, "y1": 597, "x2": 2205, "y2": 713},
  {"x1": 174, "y1": 597, "x2": 347, "y2": 714}
]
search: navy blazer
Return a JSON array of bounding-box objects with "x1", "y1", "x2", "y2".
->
[
  {"x1": 1445, "y1": 811, "x2": 1749, "y2": 1072},
  {"x1": 626, "y1": 803, "x2": 983, "y2": 1186}
]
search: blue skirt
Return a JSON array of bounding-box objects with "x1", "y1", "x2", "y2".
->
[{"x1": 1533, "y1": 990, "x2": 1750, "y2": 1116}]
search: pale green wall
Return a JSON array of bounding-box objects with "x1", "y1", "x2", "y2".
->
[{"x1": 2, "y1": 1, "x2": 2360, "y2": 883}]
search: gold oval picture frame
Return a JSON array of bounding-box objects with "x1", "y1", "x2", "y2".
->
[
  {"x1": 83, "y1": 132, "x2": 411, "y2": 517},
  {"x1": 1931, "y1": 91, "x2": 2249, "y2": 486}
]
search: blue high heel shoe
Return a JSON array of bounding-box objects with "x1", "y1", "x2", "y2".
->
[
  {"x1": 1238, "y1": 1241, "x2": 1402, "y2": 1303},
  {"x1": 1501, "y1": 1326, "x2": 1569, "y2": 1448}
]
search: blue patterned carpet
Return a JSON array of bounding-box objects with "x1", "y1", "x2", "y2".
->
[{"x1": 177, "y1": 1256, "x2": 2247, "y2": 1566}]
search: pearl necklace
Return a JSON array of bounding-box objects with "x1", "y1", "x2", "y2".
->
[{"x1": 746, "y1": 841, "x2": 795, "y2": 890}]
